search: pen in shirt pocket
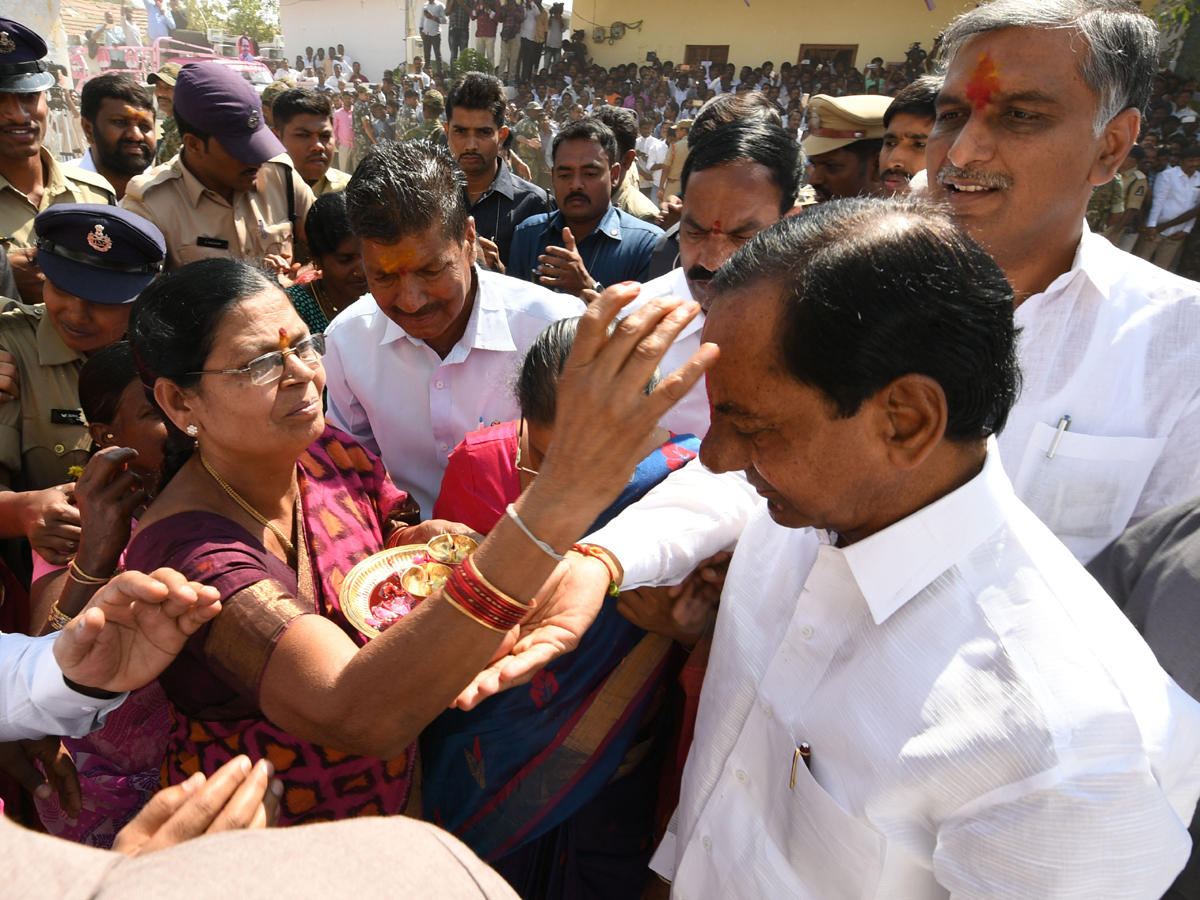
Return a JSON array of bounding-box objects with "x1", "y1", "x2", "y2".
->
[
  {"x1": 1046, "y1": 414, "x2": 1071, "y2": 459},
  {"x1": 790, "y1": 741, "x2": 812, "y2": 789}
]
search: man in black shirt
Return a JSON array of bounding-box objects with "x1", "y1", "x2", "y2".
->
[{"x1": 444, "y1": 72, "x2": 551, "y2": 271}]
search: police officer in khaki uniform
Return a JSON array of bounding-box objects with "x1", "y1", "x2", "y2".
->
[
  {"x1": 801, "y1": 94, "x2": 892, "y2": 203},
  {"x1": 0, "y1": 17, "x2": 116, "y2": 304},
  {"x1": 0, "y1": 203, "x2": 163, "y2": 563},
  {"x1": 122, "y1": 61, "x2": 313, "y2": 271}
]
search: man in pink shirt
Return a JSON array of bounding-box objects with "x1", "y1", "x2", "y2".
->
[{"x1": 332, "y1": 91, "x2": 355, "y2": 172}]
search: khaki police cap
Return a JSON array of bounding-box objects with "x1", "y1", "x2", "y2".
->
[{"x1": 801, "y1": 94, "x2": 893, "y2": 158}]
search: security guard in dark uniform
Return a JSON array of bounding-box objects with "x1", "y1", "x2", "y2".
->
[
  {"x1": 0, "y1": 204, "x2": 165, "y2": 493},
  {"x1": 0, "y1": 17, "x2": 116, "y2": 303}
]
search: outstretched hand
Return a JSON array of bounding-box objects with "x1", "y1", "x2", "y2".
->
[
  {"x1": 54, "y1": 568, "x2": 221, "y2": 694},
  {"x1": 452, "y1": 554, "x2": 610, "y2": 709}
]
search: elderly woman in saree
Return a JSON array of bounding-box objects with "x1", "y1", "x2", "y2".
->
[
  {"x1": 122, "y1": 256, "x2": 710, "y2": 826},
  {"x1": 428, "y1": 316, "x2": 702, "y2": 897}
]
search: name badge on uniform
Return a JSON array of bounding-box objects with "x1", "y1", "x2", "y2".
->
[
  {"x1": 51, "y1": 409, "x2": 85, "y2": 426},
  {"x1": 196, "y1": 237, "x2": 230, "y2": 249}
]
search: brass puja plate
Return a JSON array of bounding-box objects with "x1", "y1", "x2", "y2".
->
[{"x1": 340, "y1": 545, "x2": 429, "y2": 639}]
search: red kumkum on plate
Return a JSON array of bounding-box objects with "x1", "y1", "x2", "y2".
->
[{"x1": 340, "y1": 545, "x2": 431, "y2": 639}]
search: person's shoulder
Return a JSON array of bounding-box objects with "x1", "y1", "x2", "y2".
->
[
  {"x1": 325, "y1": 167, "x2": 353, "y2": 191},
  {"x1": 61, "y1": 165, "x2": 116, "y2": 202},
  {"x1": 509, "y1": 171, "x2": 548, "y2": 202},
  {"x1": 512, "y1": 211, "x2": 550, "y2": 235},
  {"x1": 324, "y1": 295, "x2": 384, "y2": 339},
  {"x1": 480, "y1": 269, "x2": 584, "y2": 317},
  {"x1": 0, "y1": 301, "x2": 43, "y2": 342},
  {"x1": 614, "y1": 207, "x2": 664, "y2": 238},
  {"x1": 124, "y1": 157, "x2": 183, "y2": 201}
]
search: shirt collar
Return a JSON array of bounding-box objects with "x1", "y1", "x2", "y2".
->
[
  {"x1": 839, "y1": 438, "x2": 1013, "y2": 626},
  {"x1": 36, "y1": 311, "x2": 86, "y2": 367},
  {"x1": 0, "y1": 149, "x2": 72, "y2": 205},
  {"x1": 177, "y1": 154, "x2": 248, "y2": 208},
  {"x1": 553, "y1": 205, "x2": 623, "y2": 242},
  {"x1": 473, "y1": 159, "x2": 517, "y2": 206},
  {"x1": 1033, "y1": 227, "x2": 1118, "y2": 305},
  {"x1": 376, "y1": 267, "x2": 517, "y2": 356}
]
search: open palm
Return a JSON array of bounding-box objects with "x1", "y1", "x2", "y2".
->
[
  {"x1": 453, "y1": 555, "x2": 610, "y2": 709},
  {"x1": 54, "y1": 569, "x2": 221, "y2": 694}
]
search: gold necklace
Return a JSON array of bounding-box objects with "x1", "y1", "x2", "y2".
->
[
  {"x1": 310, "y1": 279, "x2": 342, "y2": 322},
  {"x1": 200, "y1": 454, "x2": 297, "y2": 561}
]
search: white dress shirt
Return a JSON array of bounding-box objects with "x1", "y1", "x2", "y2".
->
[
  {"x1": 323, "y1": 269, "x2": 583, "y2": 516},
  {"x1": 620, "y1": 268, "x2": 709, "y2": 438},
  {"x1": 421, "y1": 1, "x2": 447, "y2": 36},
  {"x1": 656, "y1": 445, "x2": 1200, "y2": 900},
  {"x1": 997, "y1": 230, "x2": 1200, "y2": 562},
  {"x1": 1144, "y1": 165, "x2": 1200, "y2": 236},
  {"x1": 0, "y1": 633, "x2": 126, "y2": 741}
]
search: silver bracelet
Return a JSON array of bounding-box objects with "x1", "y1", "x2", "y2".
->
[{"x1": 505, "y1": 503, "x2": 566, "y2": 561}]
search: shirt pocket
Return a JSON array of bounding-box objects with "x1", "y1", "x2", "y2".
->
[
  {"x1": 763, "y1": 750, "x2": 886, "y2": 899},
  {"x1": 1012, "y1": 423, "x2": 1167, "y2": 561},
  {"x1": 174, "y1": 241, "x2": 233, "y2": 266},
  {"x1": 21, "y1": 415, "x2": 91, "y2": 485}
]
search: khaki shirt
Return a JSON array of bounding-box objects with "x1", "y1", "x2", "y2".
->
[
  {"x1": 0, "y1": 302, "x2": 90, "y2": 491},
  {"x1": 662, "y1": 137, "x2": 689, "y2": 192},
  {"x1": 121, "y1": 152, "x2": 315, "y2": 271},
  {"x1": 613, "y1": 166, "x2": 659, "y2": 223},
  {"x1": 312, "y1": 167, "x2": 352, "y2": 197},
  {"x1": 0, "y1": 149, "x2": 116, "y2": 250}
]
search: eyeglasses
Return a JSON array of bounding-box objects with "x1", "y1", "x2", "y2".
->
[
  {"x1": 187, "y1": 333, "x2": 326, "y2": 386},
  {"x1": 515, "y1": 418, "x2": 540, "y2": 477}
]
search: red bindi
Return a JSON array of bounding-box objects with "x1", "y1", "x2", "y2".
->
[
  {"x1": 712, "y1": 220, "x2": 722, "y2": 235},
  {"x1": 966, "y1": 53, "x2": 1002, "y2": 111}
]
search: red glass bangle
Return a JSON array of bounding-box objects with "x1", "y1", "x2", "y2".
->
[{"x1": 442, "y1": 554, "x2": 533, "y2": 632}]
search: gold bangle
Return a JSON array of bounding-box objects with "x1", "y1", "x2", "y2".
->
[
  {"x1": 67, "y1": 559, "x2": 113, "y2": 585},
  {"x1": 46, "y1": 603, "x2": 72, "y2": 632}
]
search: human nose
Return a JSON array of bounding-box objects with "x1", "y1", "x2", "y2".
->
[
  {"x1": 944, "y1": 113, "x2": 996, "y2": 171},
  {"x1": 698, "y1": 418, "x2": 745, "y2": 476}
]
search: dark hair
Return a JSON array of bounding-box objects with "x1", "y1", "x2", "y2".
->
[
  {"x1": 79, "y1": 341, "x2": 138, "y2": 426},
  {"x1": 1128, "y1": 143, "x2": 1146, "y2": 160},
  {"x1": 345, "y1": 140, "x2": 468, "y2": 244},
  {"x1": 128, "y1": 259, "x2": 279, "y2": 487},
  {"x1": 711, "y1": 197, "x2": 1020, "y2": 442},
  {"x1": 552, "y1": 117, "x2": 619, "y2": 166},
  {"x1": 305, "y1": 190, "x2": 353, "y2": 259},
  {"x1": 445, "y1": 72, "x2": 508, "y2": 129},
  {"x1": 80, "y1": 72, "x2": 153, "y2": 122},
  {"x1": 681, "y1": 120, "x2": 801, "y2": 213},
  {"x1": 691, "y1": 92, "x2": 783, "y2": 142},
  {"x1": 174, "y1": 109, "x2": 210, "y2": 146},
  {"x1": 1183, "y1": 144, "x2": 1200, "y2": 160},
  {"x1": 883, "y1": 75, "x2": 943, "y2": 128},
  {"x1": 592, "y1": 106, "x2": 638, "y2": 158},
  {"x1": 517, "y1": 317, "x2": 658, "y2": 427},
  {"x1": 844, "y1": 138, "x2": 884, "y2": 169},
  {"x1": 272, "y1": 87, "x2": 332, "y2": 129}
]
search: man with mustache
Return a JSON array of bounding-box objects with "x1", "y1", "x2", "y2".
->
[
  {"x1": 508, "y1": 117, "x2": 663, "y2": 297},
  {"x1": 803, "y1": 94, "x2": 891, "y2": 203},
  {"x1": 879, "y1": 75, "x2": 940, "y2": 195},
  {"x1": 271, "y1": 88, "x2": 351, "y2": 198},
  {"x1": 122, "y1": 62, "x2": 314, "y2": 272},
  {"x1": 925, "y1": 0, "x2": 1200, "y2": 563},
  {"x1": 444, "y1": 73, "x2": 550, "y2": 271},
  {"x1": 72, "y1": 73, "x2": 156, "y2": 201},
  {"x1": 619, "y1": 118, "x2": 801, "y2": 438},
  {"x1": 0, "y1": 17, "x2": 116, "y2": 305}
]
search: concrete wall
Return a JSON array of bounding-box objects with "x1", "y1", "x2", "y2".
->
[
  {"x1": 280, "y1": 0, "x2": 451, "y2": 82},
  {"x1": 569, "y1": 0, "x2": 971, "y2": 71},
  {"x1": 2, "y1": 0, "x2": 70, "y2": 67}
]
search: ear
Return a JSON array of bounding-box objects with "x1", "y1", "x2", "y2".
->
[
  {"x1": 271, "y1": 126, "x2": 282, "y2": 139},
  {"x1": 610, "y1": 162, "x2": 622, "y2": 190},
  {"x1": 869, "y1": 373, "x2": 947, "y2": 471},
  {"x1": 154, "y1": 378, "x2": 198, "y2": 437},
  {"x1": 81, "y1": 117, "x2": 95, "y2": 144},
  {"x1": 87, "y1": 422, "x2": 110, "y2": 447},
  {"x1": 181, "y1": 132, "x2": 206, "y2": 159},
  {"x1": 499, "y1": 124, "x2": 510, "y2": 144},
  {"x1": 622, "y1": 147, "x2": 637, "y2": 172},
  {"x1": 1091, "y1": 107, "x2": 1139, "y2": 187}
]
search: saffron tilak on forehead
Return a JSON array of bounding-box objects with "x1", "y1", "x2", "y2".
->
[
  {"x1": 279, "y1": 327, "x2": 290, "y2": 348},
  {"x1": 966, "y1": 54, "x2": 1002, "y2": 111}
]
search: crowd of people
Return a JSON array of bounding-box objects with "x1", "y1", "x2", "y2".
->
[{"x1": 5, "y1": 0, "x2": 1200, "y2": 898}]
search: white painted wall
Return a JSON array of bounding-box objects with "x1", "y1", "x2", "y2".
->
[
  {"x1": 1, "y1": 0, "x2": 70, "y2": 67},
  {"x1": 280, "y1": 0, "x2": 455, "y2": 82}
]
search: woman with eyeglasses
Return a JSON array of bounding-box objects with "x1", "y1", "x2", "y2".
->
[
  {"x1": 426, "y1": 316, "x2": 701, "y2": 898},
  {"x1": 121, "y1": 258, "x2": 710, "y2": 827}
]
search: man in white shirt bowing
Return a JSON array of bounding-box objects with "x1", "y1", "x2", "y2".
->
[
  {"x1": 322, "y1": 141, "x2": 582, "y2": 516},
  {"x1": 651, "y1": 197, "x2": 1200, "y2": 900}
]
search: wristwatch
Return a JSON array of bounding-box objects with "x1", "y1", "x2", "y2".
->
[{"x1": 592, "y1": 280, "x2": 603, "y2": 293}]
